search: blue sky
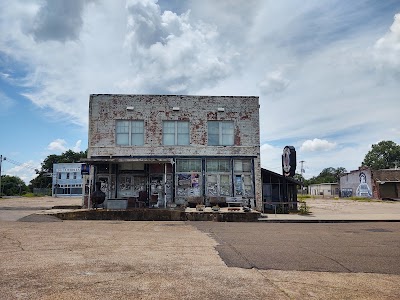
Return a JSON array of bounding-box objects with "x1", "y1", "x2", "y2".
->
[{"x1": 1, "y1": 0, "x2": 399, "y2": 183}]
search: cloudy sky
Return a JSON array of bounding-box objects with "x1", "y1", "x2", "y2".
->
[{"x1": 1, "y1": 0, "x2": 399, "y2": 183}]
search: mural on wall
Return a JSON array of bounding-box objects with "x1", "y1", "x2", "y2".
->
[{"x1": 356, "y1": 172, "x2": 372, "y2": 197}]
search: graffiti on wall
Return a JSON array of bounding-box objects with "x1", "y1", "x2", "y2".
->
[{"x1": 341, "y1": 188, "x2": 353, "y2": 198}]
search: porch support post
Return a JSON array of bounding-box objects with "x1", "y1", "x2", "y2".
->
[{"x1": 164, "y1": 163, "x2": 167, "y2": 208}]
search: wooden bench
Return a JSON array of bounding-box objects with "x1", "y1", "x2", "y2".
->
[{"x1": 226, "y1": 197, "x2": 244, "y2": 207}]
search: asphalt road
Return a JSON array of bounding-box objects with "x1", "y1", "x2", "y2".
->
[{"x1": 193, "y1": 222, "x2": 400, "y2": 275}]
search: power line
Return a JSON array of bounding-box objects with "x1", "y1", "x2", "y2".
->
[{"x1": 2, "y1": 157, "x2": 39, "y2": 171}]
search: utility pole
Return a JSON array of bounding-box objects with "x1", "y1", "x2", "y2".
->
[
  {"x1": 0, "y1": 155, "x2": 5, "y2": 198},
  {"x1": 299, "y1": 160, "x2": 305, "y2": 195}
]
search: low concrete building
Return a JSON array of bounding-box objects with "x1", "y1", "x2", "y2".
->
[
  {"x1": 308, "y1": 183, "x2": 339, "y2": 197},
  {"x1": 261, "y1": 168, "x2": 300, "y2": 213},
  {"x1": 52, "y1": 163, "x2": 83, "y2": 197},
  {"x1": 340, "y1": 168, "x2": 400, "y2": 199},
  {"x1": 84, "y1": 94, "x2": 262, "y2": 210}
]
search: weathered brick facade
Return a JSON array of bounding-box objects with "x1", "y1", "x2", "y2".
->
[{"x1": 87, "y1": 94, "x2": 262, "y2": 210}]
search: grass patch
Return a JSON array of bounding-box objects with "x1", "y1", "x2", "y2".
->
[
  {"x1": 298, "y1": 194, "x2": 315, "y2": 200},
  {"x1": 22, "y1": 193, "x2": 48, "y2": 198},
  {"x1": 342, "y1": 196, "x2": 377, "y2": 202}
]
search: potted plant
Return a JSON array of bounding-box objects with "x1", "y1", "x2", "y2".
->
[
  {"x1": 211, "y1": 205, "x2": 220, "y2": 212},
  {"x1": 196, "y1": 204, "x2": 205, "y2": 211}
]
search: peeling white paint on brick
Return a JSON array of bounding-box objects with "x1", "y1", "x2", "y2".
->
[{"x1": 88, "y1": 94, "x2": 262, "y2": 210}]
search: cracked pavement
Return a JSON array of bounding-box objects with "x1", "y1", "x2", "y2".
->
[{"x1": 0, "y1": 196, "x2": 399, "y2": 299}]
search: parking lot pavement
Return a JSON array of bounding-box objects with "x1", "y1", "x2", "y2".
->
[
  {"x1": 0, "y1": 196, "x2": 82, "y2": 221},
  {"x1": 1, "y1": 220, "x2": 400, "y2": 300},
  {"x1": 1, "y1": 196, "x2": 400, "y2": 299},
  {"x1": 193, "y1": 222, "x2": 400, "y2": 274},
  {"x1": 261, "y1": 198, "x2": 400, "y2": 221}
]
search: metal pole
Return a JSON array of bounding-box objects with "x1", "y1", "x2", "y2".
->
[
  {"x1": 88, "y1": 165, "x2": 92, "y2": 209},
  {"x1": 300, "y1": 160, "x2": 305, "y2": 195},
  {"x1": 164, "y1": 163, "x2": 167, "y2": 208}
]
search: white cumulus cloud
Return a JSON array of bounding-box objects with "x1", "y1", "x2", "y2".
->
[
  {"x1": 3, "y1": 160, "x2": 41, "y2": 184},
  {"x1": 374, "y1": 13, "x2": 400, "y2": 67},
  {"x1": 47, "y1": 139, "x2": 68, "y2": 152},
  {"x1": 47, "y1": 139, "x2": 82, "y2": 153},
  {"x1": 121, "y1": 0, "x2": 237, "y2": 93},
  {"x1": 300, "y1": 138, "x2": 337, "y2": 152}
]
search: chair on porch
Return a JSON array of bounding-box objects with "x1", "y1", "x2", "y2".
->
[
  {"x1": 138, "y1": 190, "x2": 147, "y2": 207},
  {"x1": 150, "y1": 194, "x2": 159, "y2": 208},
  {"x1": 127, "y1": 197, "x2": 137, "y2": 208}
]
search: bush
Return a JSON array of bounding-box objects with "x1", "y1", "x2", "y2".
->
[{"x1": 298, "y1": 200, "x2": 310, "y2": 215}]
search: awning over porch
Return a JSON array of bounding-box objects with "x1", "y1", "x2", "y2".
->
[{"x1": 81, "y1": 157, "x2": 173, "y2": 164}]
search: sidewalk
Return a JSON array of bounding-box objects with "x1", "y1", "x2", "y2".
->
[
  {"x1": 260, "y1": 198, "x2": 400, "y2": 222},
  {"x1": 1, "y1": 196, "x2": 400, "y2": 222}
]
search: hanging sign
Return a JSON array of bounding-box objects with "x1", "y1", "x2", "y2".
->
[
  {"x1": 282, "y1": 146, "x2": 296, "y2": 177},
  {"x1": 81, "y1": 164, "x2": 90, "y2": 175}
]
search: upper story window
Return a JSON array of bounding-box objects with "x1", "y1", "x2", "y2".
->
[
  {"x1": 163, "y1": 121, "x2": 189, "y2": 145},
  {"x1": 116, "y1": 120, "x2": 144, "y2": 146},
  {"x1": 208, "y1": 121, "x2": 234, "y2": 146}
]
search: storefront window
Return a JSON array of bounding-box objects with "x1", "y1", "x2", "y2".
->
[
  {"x1": 176, "y1": 159, "x2": 202, "y2": 203},
  {"x1": 233, "y1": 159, "x2": 254, "y2": 197},
  {"x1": 206, "y1": 159, "x2": 232, "y2": 197}
]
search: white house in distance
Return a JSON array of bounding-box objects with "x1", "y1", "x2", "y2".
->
[
  {"x1": 83, "y1": 94, "x2": 262, "y2": 210},
  {"x1": 52, "y1": 163, "x2": 83, "y2": 197},
  {"x1": 308, "y1": 183, "x2": 339, "y2": 197}
]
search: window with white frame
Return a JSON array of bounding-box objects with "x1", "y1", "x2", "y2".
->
[
  {"x1": 116, "y1": 120, "x2": 144, "y2": 146},
  {"x1": 208, "y1": 121, "x2": 234, "y2": 146},
  {"x1": 163, "y1": 121, "x2": 189, "y2": 145}
]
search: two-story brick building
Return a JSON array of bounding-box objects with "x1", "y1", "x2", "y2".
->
[{"x1": 84, "y1": 94, "x2": 262, "y2": 210}]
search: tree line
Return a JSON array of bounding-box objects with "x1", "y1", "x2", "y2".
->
[{"x1": 1, "y1": 140, "x2": 399, "y2": 196}]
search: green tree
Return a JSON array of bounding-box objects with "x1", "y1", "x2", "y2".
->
[
  {"x1": 0, "y1": 175, "x2": 28, "y2": 196},
  {"x1": 293, "y1": 173, "x2": 305, "y2": 183},
  {"x1": 362, "y1": 140, "x2": 400, "y2": 170},
  {"x1": 29, "y1": 149, "x2": 87, "y2": 190},
  {"x1": 306, "y1": 167, "x2": 347, "y2": 185}
]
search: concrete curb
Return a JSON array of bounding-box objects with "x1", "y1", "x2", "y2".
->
[{"x1": 258, "y1": 218, "x2": 400, "y2": 223}]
